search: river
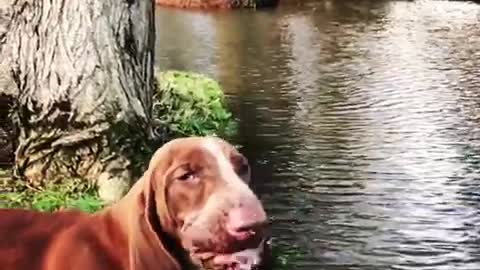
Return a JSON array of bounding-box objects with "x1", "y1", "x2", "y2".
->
[{"x1": 154, "y1": 1, "x2": 480, "y2": 269}]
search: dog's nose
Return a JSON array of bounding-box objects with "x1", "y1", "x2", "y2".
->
[{"x1": 226, "y1": 202, "x2": 268, "y2": 241}]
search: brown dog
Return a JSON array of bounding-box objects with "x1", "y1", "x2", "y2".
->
[{"x1": 0, "y1": 136, "x2": 271, "y2": 270}]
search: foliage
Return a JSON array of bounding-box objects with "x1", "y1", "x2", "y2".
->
[{"x1": 153, "y1": 70, "x2": 237, "y2": 138}]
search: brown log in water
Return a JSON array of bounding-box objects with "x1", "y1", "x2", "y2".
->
[{"x1": 155, "y1": 0, "x2": 279, "y2": 9}]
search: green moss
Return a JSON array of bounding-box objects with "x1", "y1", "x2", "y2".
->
[{"x1": 153, "y1": 70, "x2": 237, "y2": 137}]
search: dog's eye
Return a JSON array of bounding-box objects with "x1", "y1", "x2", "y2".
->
[
  {"x1": 231, "y1": 154, "x2": 250, "y2": 176},
  {"x1": 238, "y1": 163, "x2": 249, "y2": 175},
  {"x1": 177, "y1": 171, "x2": 196, "y2": 181}
]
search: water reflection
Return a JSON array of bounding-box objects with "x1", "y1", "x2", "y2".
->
[
  {"x1": 155, "y1": 1, "x2": 480, "y2": 269},
  {"x1": 156, "y1": 8, "x2": 217, "y2": 74}
]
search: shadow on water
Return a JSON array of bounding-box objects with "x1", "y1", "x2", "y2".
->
[{"x1": 155, "y1": 1, "x2": 480, "y2": 269}]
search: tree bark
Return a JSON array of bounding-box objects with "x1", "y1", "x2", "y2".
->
[
  {"x1": 0, "y1": 0, "x2": 156, "y2": 202},
  {"x1": 1, "y1": 0, "x2": 19, "y2": 168}
]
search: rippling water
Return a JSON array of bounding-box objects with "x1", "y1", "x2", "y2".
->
[{"x1": 155, "y1": 1, "x2": 480, "y2": 269}]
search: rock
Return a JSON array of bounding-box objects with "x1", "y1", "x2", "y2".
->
[
  {"x1": 97, "y1": 172, "x2": 132, "y2": 204},
  {"x1": 97, "y1": 158, "x2": 133, "y2": 203}
]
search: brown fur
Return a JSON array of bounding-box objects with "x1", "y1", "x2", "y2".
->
[{"x1": 0, "y1": 137, "x2": 270, "y2": 270}]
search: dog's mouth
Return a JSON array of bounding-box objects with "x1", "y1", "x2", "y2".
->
[{"x1": 191, "y1": 238, "x2": 271, "y2": 270}]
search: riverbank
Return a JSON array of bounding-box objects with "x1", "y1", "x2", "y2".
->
[
  {"x1": 1, "y1": 70, "x2": 235, "y2": 204},
  {"x1": 0, "y1": 70, "x2": 299, "y2": 269}
]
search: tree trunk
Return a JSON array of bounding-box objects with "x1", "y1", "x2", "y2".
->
[
  {"x1": 0, "y1": 1, "x2": 15, "y2": 168},
  {"x1": 0, "y1": 0, "x2": 156, "y2": 202}
]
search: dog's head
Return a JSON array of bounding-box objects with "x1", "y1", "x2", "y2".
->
[{"x1": 138, "y1": 136, "x2": 270, "y2": 270}]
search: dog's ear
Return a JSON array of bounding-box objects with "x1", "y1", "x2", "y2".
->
[
  {"x1": 127, "y1": 163, "x2": 180, "y2": 270},
  {"x1": 145, "y1": 162, "x2": 177, "y2": 234}
]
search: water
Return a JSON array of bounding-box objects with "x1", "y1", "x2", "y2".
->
[{"x1": 154, "y1": 1, "x2": 480, "y2": 269}]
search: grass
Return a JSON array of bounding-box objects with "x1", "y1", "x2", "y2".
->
[{"x1": 0, "y1": 170, "x2": 104, "y2": 213}]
